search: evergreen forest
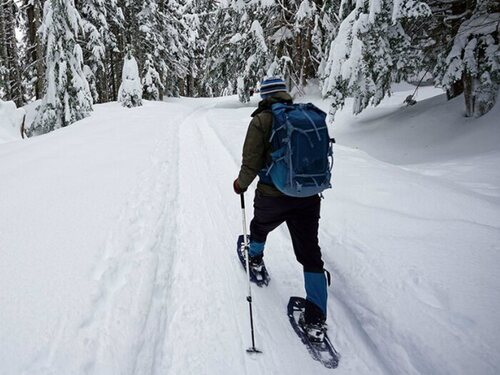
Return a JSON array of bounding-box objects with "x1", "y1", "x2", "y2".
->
[{"x1": 0, "y1": 0, "x2": 498, "y2": 135}]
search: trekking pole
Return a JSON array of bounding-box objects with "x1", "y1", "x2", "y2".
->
[{"x1": 240, "y1": 193, "x2": 262, "y2": 354}]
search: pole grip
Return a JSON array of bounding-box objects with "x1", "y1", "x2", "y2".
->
[{"x1": 240, "y1": 193, "x2": 245, "y2": 209}]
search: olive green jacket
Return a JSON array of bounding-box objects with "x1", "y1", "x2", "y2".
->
[{"x1": 237, "y1": 92, "x2": 293, "y2": 196}]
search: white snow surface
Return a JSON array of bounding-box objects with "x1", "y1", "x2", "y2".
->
[
  {"x1": 0, "y1": 100, "x2": 25, "y2": 142},
  {"x1": 1, "y1": 86, "x2": 500, "y2": 374}
]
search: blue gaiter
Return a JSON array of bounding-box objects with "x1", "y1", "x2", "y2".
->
[
  {"x1": 249, "y1": 241, "x2": 265, "y2": 257},
  {"x1": 304, "y1": 271, "x2": 328, "y2": 316}
]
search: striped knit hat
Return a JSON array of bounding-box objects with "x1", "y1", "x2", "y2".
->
[{"x1": 259, "y1": 77, "x2": 287, "y2": 99}]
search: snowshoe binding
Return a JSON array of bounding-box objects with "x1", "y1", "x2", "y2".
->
[
  {"x1": 299, "y1": 312, "x2": 327, "y2": 343},
  {"x1": 237, "y1": 235, "x2": 270, "y2": 287}
]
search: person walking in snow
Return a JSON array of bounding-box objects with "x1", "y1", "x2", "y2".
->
[{"x1": 233, "y1": 77, "x2": 329, "y2": 342}]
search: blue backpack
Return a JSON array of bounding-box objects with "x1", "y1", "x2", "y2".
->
[{"x1": 264, "y1": 102, "x2": 334, "y2": 197}]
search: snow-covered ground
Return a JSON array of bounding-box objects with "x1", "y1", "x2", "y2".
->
[
  {"x1": 1, "y1": 86, "x2": 499, "y2": 374},
  {"x1": 0, "y1": 100, "x2": 26, "y2": 142}
]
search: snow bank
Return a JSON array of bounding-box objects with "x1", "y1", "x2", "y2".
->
[
  {"x1": 22, "y1": 99, "x2": 42, "y2": 134},
  {"x1": 328, "y1": 85, "x2": 500, "y2": 198},
  {"x1": 0, "y1": 100, "x2": 25, "y2": 143},
  {"x1": 333, "y1": 85, "x2": 500, "y2": 164}
]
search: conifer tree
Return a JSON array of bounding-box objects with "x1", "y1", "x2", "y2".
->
[
  {"x1": 236, "y1": 18, "x2": 270, "y2": 102},
  {"x1": 293, "y1": 0, "x2": 319, "y2": 85},
  {"x1": 204, "y1": 4, "x2": 241, "y2": 97},
  {"x1": 118, "y1": 50, "x2": 142, "y2": 107},
  {"x1": 315, "y1": 0, "x2": 341, "y2": 82},
  {"x1": 181, "y1": 0, "x2": 217, "y2": 97},
  {"x1": 30, "y1": 0, "x2": 93, "y2": 136},
  {"x1": 142, "y1": 58, "x2": 163, "y2": 100},
  {"x1": 79, "y1": 0, "x2": 124, "y2": 103},
  {"x1": 321, "y1": 0, "x2": 431, "y2": 117},
  {"x1": 137, "y1": 0, "x2": 167, "y2": 99},
  {"x1": 422, "y1": 0, "x2": 477, "y2": 101},
  {"x1": 160, "y1": 0, "x2": 190, "y2": 97},
  {"x1": 79, "y1": 0, "x2": 106, "y2": 103},
  {"x1": 437, "y1": 0, "x2": 499, "y2": 117},
  {"x1": 207, "y1": 2, "x2": 271, "y2": 102}
]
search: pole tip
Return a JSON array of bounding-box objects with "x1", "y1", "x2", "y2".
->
[{"x1": 246, "y1": 347, "x2": 263, "y2": 354}]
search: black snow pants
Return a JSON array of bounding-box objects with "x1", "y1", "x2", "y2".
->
[{"x1": 249, "y1": 190, "x2": 324, "y2": 273}]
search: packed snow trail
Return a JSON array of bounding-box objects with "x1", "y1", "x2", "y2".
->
[
  {"x1": 1, "y1": 92, "x2": 499, "y2": 374},
  {"x1": 168, "y1": 100, "x2": 389, "y2": 374},
  {"x1": 164, "y1": 99, "x2": 367, "y2": 374}
]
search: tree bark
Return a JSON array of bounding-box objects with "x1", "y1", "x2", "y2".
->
[
  {"x1": 110, "y1": 50, "x2": 117, "y2": 101},
  {"x1": 463, "y1": 70, "x2": 474, "y2": 117},
  {"x1": 461, "y1": 0, "x2": 476, "y2": 116},
  {"x1": 446, "y1": 80, "x2": 464, "y2": 100},
  {"x1": 0, "y1": 1, "x2": 8, "y2": 68},
  {"x1": 34, "y1": 1, "x2": 44, "y2": 98},
  {"x1": 25, "y1": 0, "x2": 44, "y2": 99},
  {"x1": 3, "y1": 0, "x2": 24, "y2": 106}
]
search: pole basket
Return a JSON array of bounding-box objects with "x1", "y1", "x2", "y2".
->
[{"x1": 246, "y1": 347, "x2": 263, "y2": 354}]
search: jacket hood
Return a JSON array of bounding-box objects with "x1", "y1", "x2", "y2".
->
[{"x1": 251, "y1": 92, "x2": 293, "y2": 117}]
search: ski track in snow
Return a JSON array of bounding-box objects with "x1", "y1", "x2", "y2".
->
[
  {"x1": 23, "y1": 106, "x2": 189, "y2": 375},
  {"x1": 164, "y1": 104, "x2": 249, "y2": 374},
  {"x1": 79, "y1": 137, "x2": 179, "y2": 375}
]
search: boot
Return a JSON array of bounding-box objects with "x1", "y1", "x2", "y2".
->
[
  {"x1": 248, "y1": 254, "x2": 264, "y2": 273},
  {"x1": 299, "y1": 299, "x2": 327, "y2": 342}
]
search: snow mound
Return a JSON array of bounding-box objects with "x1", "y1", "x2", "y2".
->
[
  {"x1": 333, "y1": 87, "x2": 500, "y2": 164},
  {"x1": 0, "y1": 100, "x2": 25, "y2": 143}
]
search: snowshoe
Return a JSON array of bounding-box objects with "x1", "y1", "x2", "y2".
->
[
  {"x1": 237, "y1": 235, "x2": 270, "y2": 287},
  {"x1": 288, "y1": 296, "x2": 339, "y2": 369}
]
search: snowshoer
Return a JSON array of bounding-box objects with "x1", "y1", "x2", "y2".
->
[{"x1": 233, "y1": 77, "x2": 329, "y2": 342}]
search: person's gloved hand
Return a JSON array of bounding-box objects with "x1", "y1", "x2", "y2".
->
[{"x1": 233, "y1": 179, "x2": 247, "y2": 194}]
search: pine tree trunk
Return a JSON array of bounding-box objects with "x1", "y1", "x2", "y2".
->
[
  {"x1": 25, "y1": 0, "x2": 44, "y2": 99},
  {"x1": 303, "y1": 28, "x2": 314, "y2": 83},
  {"x1": 34, "y1": 1, "x2": 44, "y2": 99},
  {"x1": 98, "y1": 69, "x2": 109, "y2": 103},
  {"x1": 3, "y1": 0, "x2": 24, "y2": 106},
  {"x1": 178, "y1": 78, "x2": 186, "y2": 97},
  {"x1": 110, "y1": 50, "x2": 117, "y2": 101},
  {"x1": 296, "y1": 30, "x2": 304, "y2": 86},
  {"x1": 461, "y1": 0, "x2": 476, "y2": 117},
  {"x1": 188, "y1": 72, "x2": 195, "y2": 98},
  {"x1": 25, "y1": 1, "x2": 36, "y2": 93},
  {"x1": 446, "y1": 81, "x2": 464, "y2": 100},
  {"x1": 0, "y1": 1, "x2": 7, "y2": 69},
  {"x1": 463, "y1": 70, "x2": 474, "y2": 117},
  {"x1": 0, "y1": 0, "x2": 10, "y2": 99}
]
